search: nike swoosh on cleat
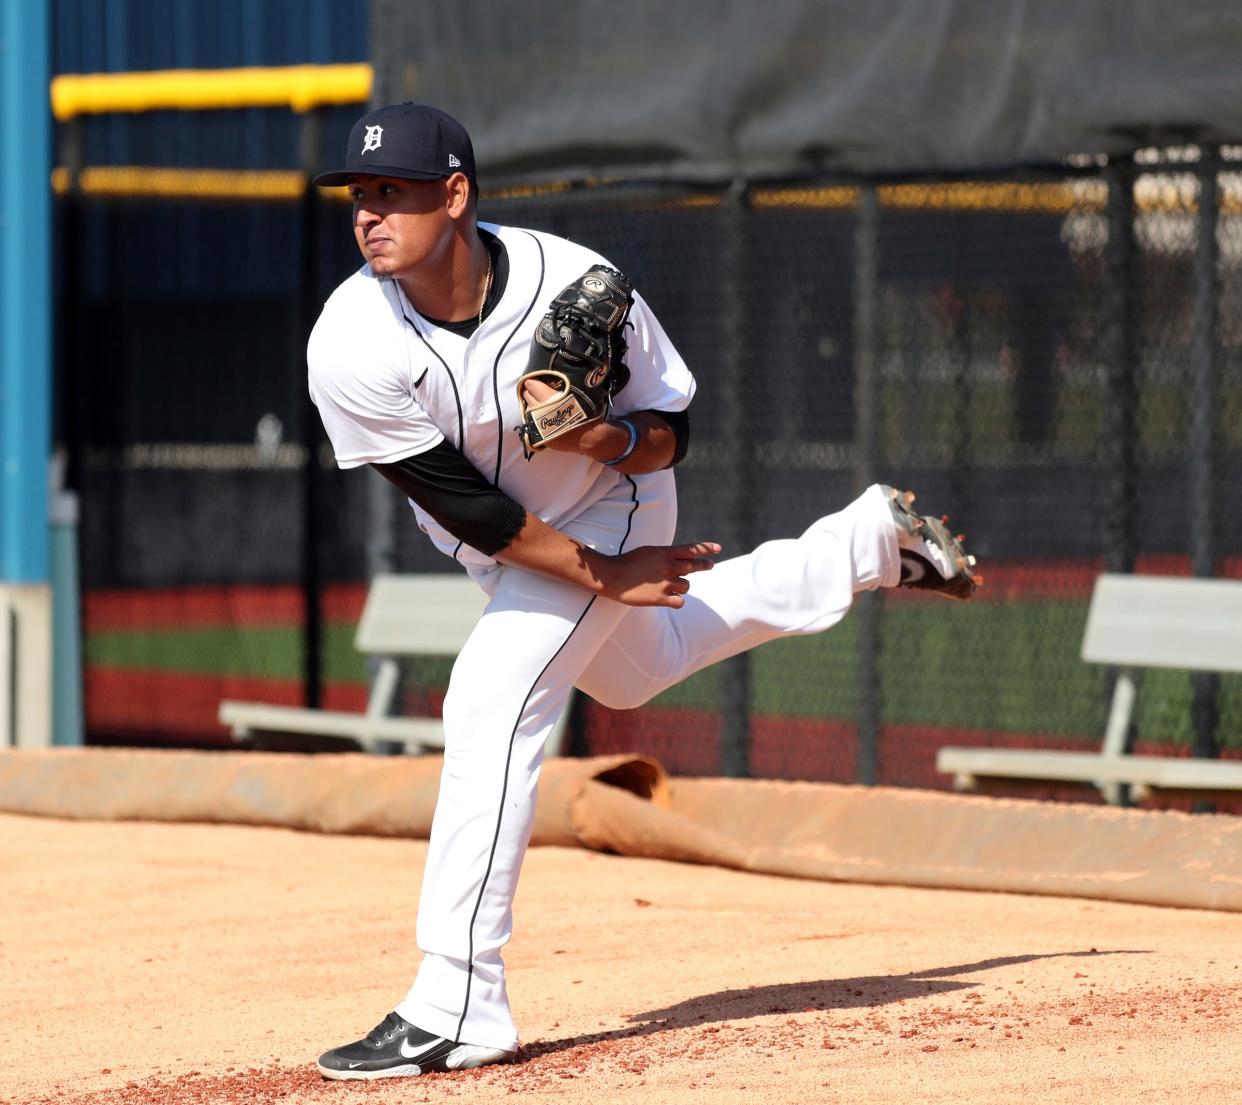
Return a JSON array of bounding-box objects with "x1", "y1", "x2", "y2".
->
[
  {"x1": 399, "y1": 1036, "x2": 445, "y2": 1060},
  {"x1": 900, "y1": 557, "x2": 927, "y2": 583}
]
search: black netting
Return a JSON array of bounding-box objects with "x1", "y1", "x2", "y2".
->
[{"x1": 63, "y1": 146, "x2": 1242, "y2": 803}]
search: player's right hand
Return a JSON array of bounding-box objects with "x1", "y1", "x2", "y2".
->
[{"x1": 600, "y1": 542, "x2": 721, "y2": 608}]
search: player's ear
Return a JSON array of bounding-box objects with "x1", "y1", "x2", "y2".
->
[{"x1": 444, "y1": 171, "x2": 473, "y2": 219}]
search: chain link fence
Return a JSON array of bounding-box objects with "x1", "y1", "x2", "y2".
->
[{"x1": 62, "y1": 139, "x2": 1242, "y2": 799}]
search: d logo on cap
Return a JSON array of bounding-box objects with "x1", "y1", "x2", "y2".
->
[{"x1": 314, "y1": 104, "x2": 477, "y2": 188}]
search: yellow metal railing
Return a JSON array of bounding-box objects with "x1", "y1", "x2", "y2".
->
[
  {"x1": 50, "y1": 167, "x2": 1242, "y2": 214},
  {"x1": 51, "y1": 165, "x2": 308, "y2": 200},
  {"x1": 47, "y1": 65, "x2": 1241, "y2": 215},
  {"x1": 51, "y1": 63, "x2": 372, "y2": 120}
]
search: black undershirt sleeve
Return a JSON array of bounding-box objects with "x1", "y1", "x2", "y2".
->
[
  {"x1": 372, "y1": 441, "x2": 526, "y2": 556},
  {"x1": 373, "y1": 408, "x2": 689, "y2": 556},
  {"x1": 649, "y1": 408, "x2": 690, "y2": 468}
]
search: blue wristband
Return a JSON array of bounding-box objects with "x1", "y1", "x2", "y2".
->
[{"x1": 603, "y1": 417, "x2": 639, "y2": 466}]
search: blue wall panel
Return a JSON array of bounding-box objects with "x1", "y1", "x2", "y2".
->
[
  {"x1": 2, "y1": 0, "x2": 52, "y2": 582},
  {"x1": 53, "y1": 0, "x2": 367, "y2": 74}
]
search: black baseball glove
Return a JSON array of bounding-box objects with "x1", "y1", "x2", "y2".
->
[{"x1": 516, "y1": 265, "x2": 634, "y2": 456}]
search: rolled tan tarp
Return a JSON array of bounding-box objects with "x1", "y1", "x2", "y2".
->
[
  {"x1": 582, "y1": 777, "x2": 1242, "y2": 913},
  {"x1": 3, "y1": 748, "x2": 1242, "y2": 913},
  {"x1": 0, "y1": 748, "x2": 662, "y2": 845}
]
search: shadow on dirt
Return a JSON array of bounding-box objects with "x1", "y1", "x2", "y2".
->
[{"x1": 523, "y1": 947, "x2": 1149, "y2": 1059}]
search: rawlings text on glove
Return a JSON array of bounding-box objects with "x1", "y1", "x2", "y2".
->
[{"x1": 516, "y1": 265, "x2": 634, "y2": 455}]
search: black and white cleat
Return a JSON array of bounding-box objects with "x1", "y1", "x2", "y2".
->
[{"x1": 883, "y1": 486, "x2": 982, "y2": 601}]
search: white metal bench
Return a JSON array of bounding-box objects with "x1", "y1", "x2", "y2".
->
[
  {"x1": 219, "y1": 574, "x2": 569, "y2": 756},
  {"x1": 936, "y1": 573, "x2": 1242, "y2": 804}
]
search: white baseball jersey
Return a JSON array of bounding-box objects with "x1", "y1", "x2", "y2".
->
[{"x1": 308, "y1": 223, "x2": 696, "y2": 573}]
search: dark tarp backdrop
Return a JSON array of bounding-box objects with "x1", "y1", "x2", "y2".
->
[{"x1": 372, "y1": 0, "x2": 1242, "y2": 184}]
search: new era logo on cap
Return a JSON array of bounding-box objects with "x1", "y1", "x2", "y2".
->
[{"x1": 314, "y1": 103, "x2": 477, "y2": 188}]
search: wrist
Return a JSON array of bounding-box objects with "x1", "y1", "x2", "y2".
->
[
  {"x1": 601, "y1": 417, "x2": 639, "y2": 466},
  {"x1": 579, "y1": 545, "x2": 615, "y2": 595}
]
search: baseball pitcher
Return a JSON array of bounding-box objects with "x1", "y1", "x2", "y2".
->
[{"x1": 307, "y1": 102, "x2": 979, "y2": 1080}]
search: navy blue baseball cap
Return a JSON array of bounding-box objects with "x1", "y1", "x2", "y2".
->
[{"x1": 314, "y1": 102, "x2": 477, "y2": 187}]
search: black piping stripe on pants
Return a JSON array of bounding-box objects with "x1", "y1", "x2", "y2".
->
[{"x1": 453, "y1": 474, "x2": 641, "y2": 1042}]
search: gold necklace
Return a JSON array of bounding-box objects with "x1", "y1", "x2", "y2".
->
[{"x1": 477, "y1": 254, "x2": 493, "y2": 328}]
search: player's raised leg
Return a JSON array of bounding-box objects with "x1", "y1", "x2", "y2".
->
[{"x1": 576, "y1": 483, "x2": 978, "y2": 710}]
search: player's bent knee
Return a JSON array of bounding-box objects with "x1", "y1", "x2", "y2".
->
[{"x1": 573, "y1": 683, "x2": 655, "y2": 712}]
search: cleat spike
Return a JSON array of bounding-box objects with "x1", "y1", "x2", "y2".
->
[
  {"x1": 941, "y1": 514, "x2": 951, "y2": 524},
  {"x1": 957, "y1": 534, "x2": 967, "y2": 543},
  {"x1": 966, "y1": 555, "x2": 977, "y2": 566}
]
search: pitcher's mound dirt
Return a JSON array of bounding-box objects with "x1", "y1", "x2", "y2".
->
[{"x1": 3, "y1": 813, "x2": 1240, "y2": 1105}]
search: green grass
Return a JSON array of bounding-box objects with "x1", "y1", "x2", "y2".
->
[
  {"x1": 87, "y1": 623, "x2": 457, "y2": 688},
  {"x1": 87, "y1": 600, "x2": 1242, "y2": 747},
  {"x1": 88, "y1": 625, "x2": 349, "y2": 682},
  {"x1": 87, "y1": 626, "x2": 305, "y2": 680},
  {"x1": 647, "y1": 600, "x2": 1105, "y2": 737}
]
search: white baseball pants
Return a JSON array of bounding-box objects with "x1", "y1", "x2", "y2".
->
[{"x1": 395, "y1": 481, "x2": 901, "y2": 1050}]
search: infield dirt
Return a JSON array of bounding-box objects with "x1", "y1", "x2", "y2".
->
[{"x1": 3, "y1": 811, "x2": 1241, "y2": 1104}]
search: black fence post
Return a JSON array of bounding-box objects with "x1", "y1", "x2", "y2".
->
[
  {"x1": 1190, "y1": 148, "x2": 1221, "y2": 771},
  {"x1": 1105, "y1": 158, "x2": 1139, "y2": 580},
  {"x1": 853, "y1": 182, "x2": 881, "y2": 786},
  {"x1": 718, "y1": 178, "x2": 753, "y2": 778},
  {"x1": 1102, "y1": 158, "x2": 1140, "y2": 798},
  {"x1": 298, "y1": 111, "x2": 324, "y2": 710},
  {"x1": 58, "y1": 120, "x2": 86, "y2": 496},
  {"x1": 57, "y1": 120, "x2": 91, "y2": 747},
  {"x1": 948, "y1": 272, "x2": 973, "y2": 520}
]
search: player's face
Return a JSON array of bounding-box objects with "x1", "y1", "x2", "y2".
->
[{"x1": 348, "y1": 175, "x2": 455, "y2": 279}]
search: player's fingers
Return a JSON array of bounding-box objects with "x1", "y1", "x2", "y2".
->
[
  {"x1": 676, "y1": 541, "x2": 722, "y2": 558},
  {"x1": 649, "y1": 577, "x2": 690, "y2": 607},
  {"x1": 672, "y1": 542, "x2": 720, "y2": 574},
  {"x1": 678, "y1": 557, "x2": 715, "y2": 575}
]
